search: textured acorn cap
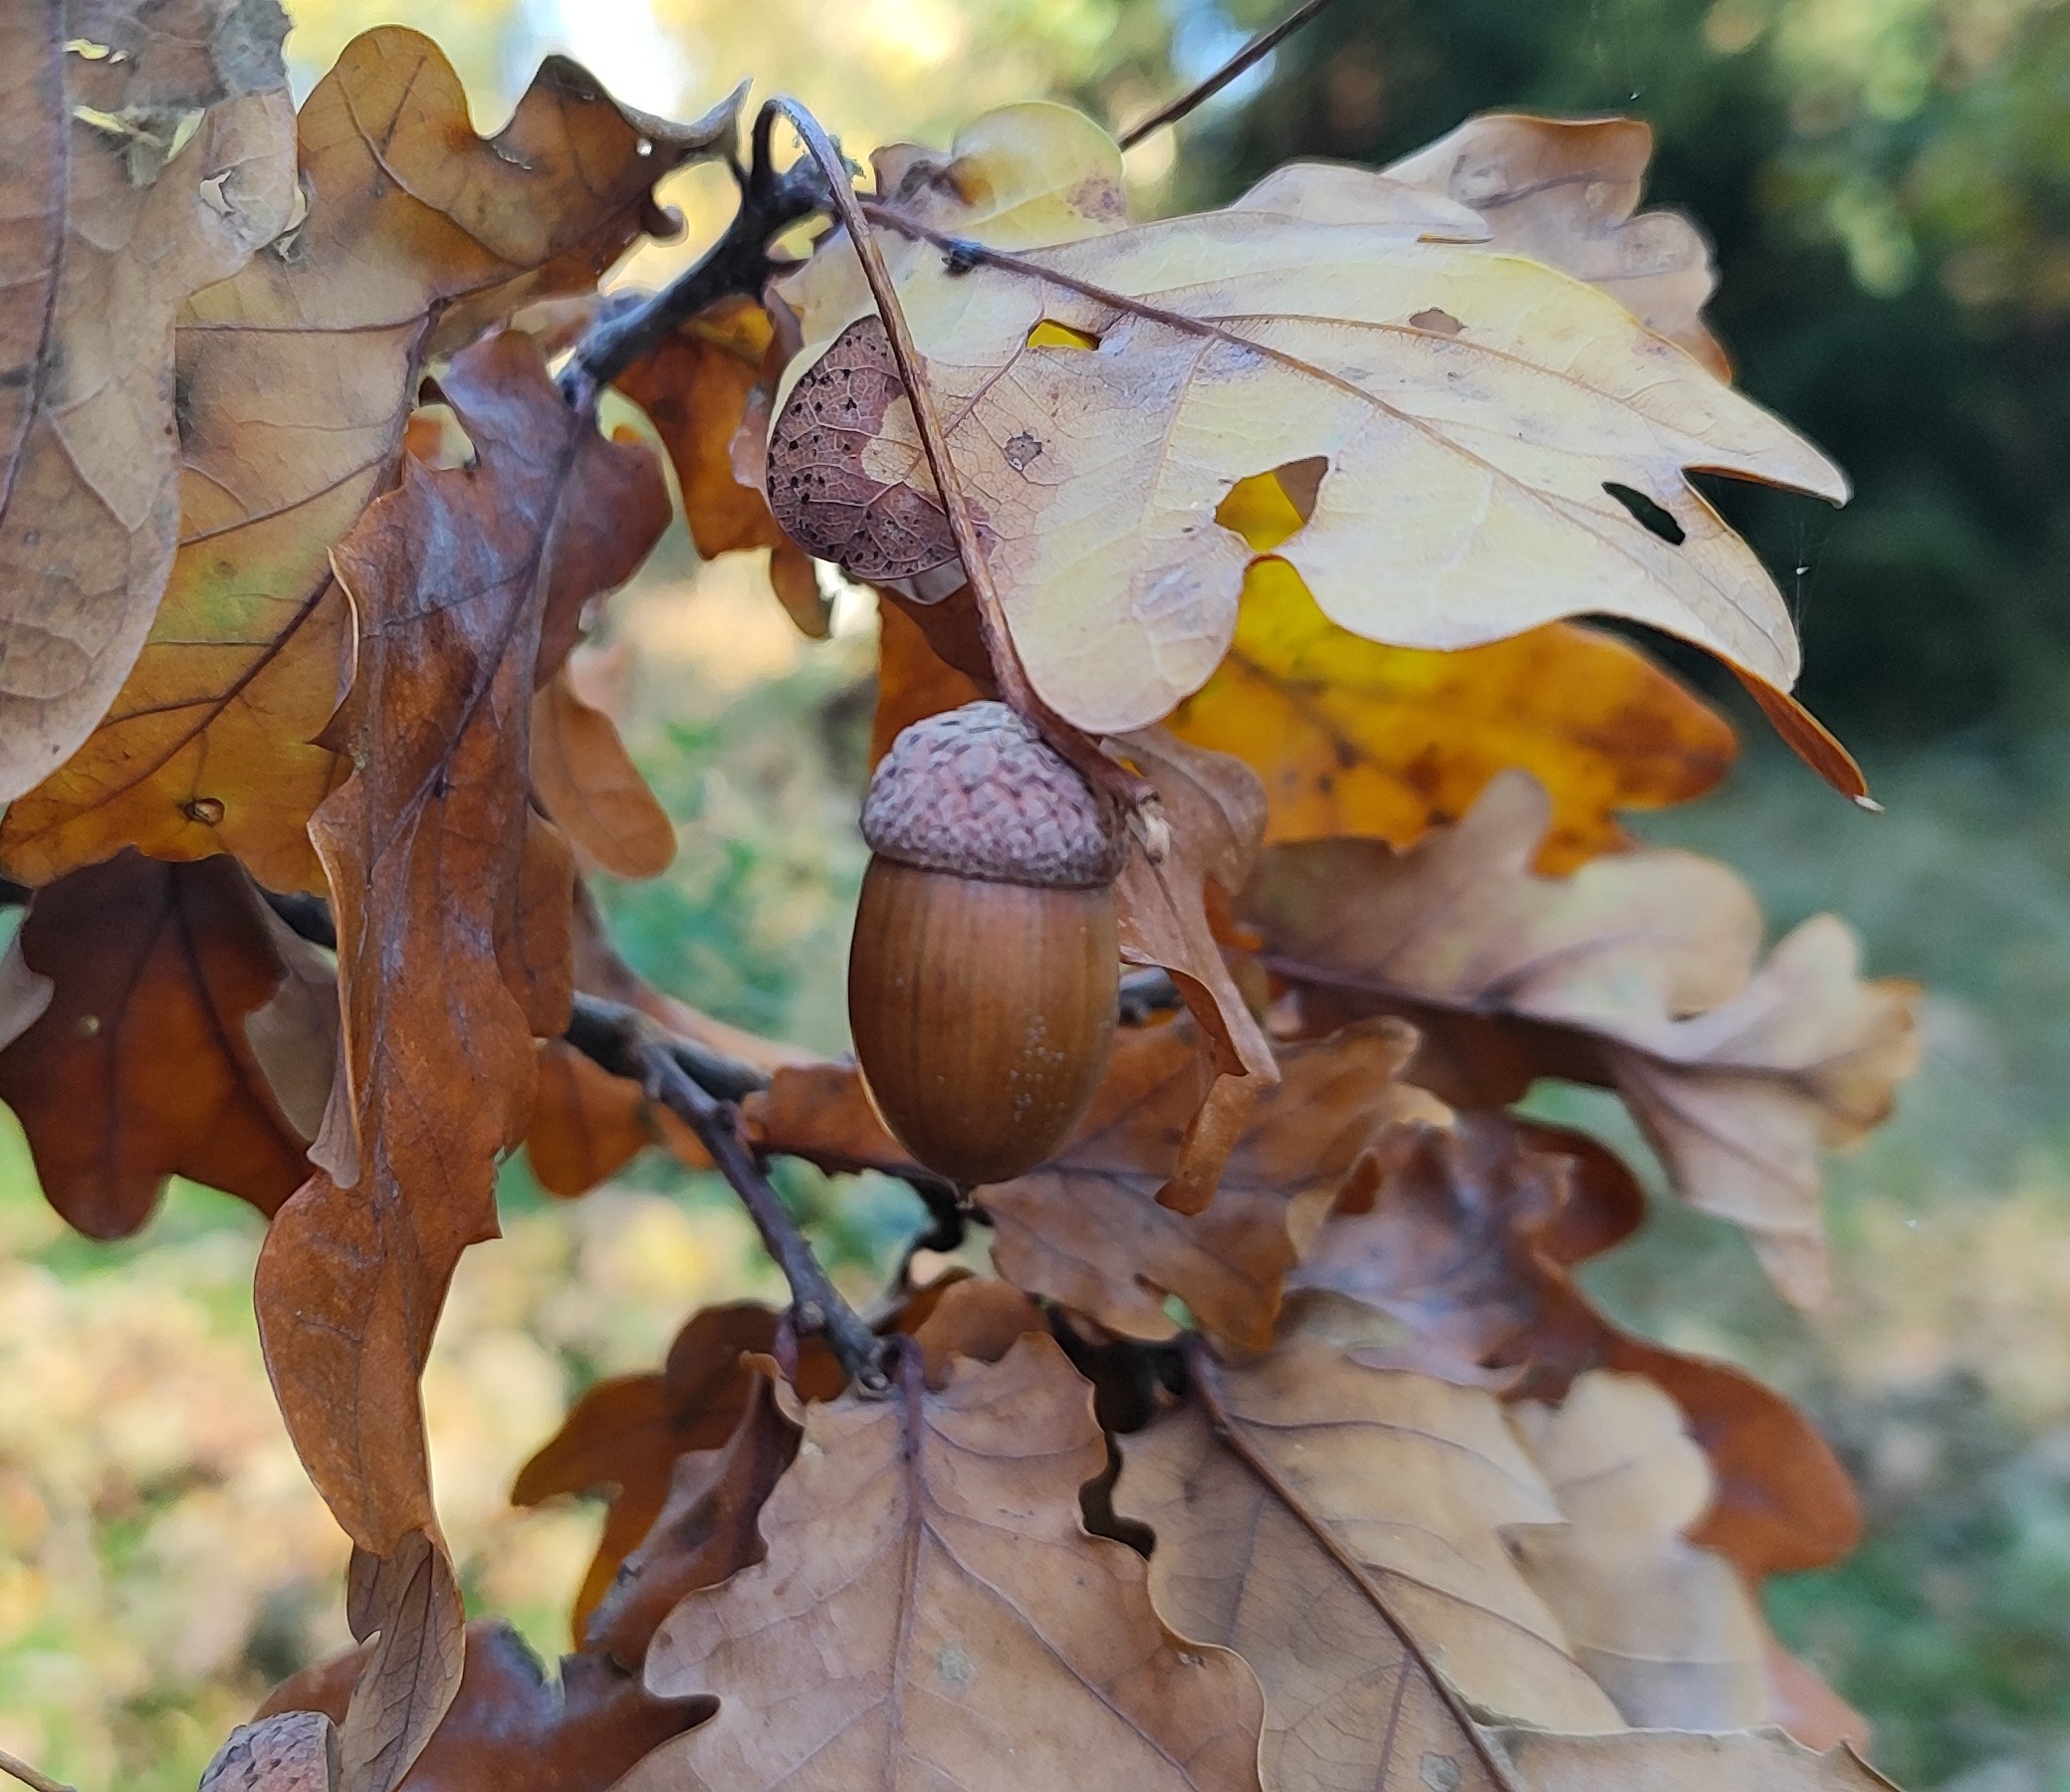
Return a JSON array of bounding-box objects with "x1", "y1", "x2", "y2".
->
[{"x1": 862, "y1": 701, "x2": 1125, "y2": 888}]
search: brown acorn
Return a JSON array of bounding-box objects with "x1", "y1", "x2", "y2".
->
[{"x1": 848, "y1": 702, "x2": 1125, "y2": 1184}]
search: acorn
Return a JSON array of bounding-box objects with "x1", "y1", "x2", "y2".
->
[{"x1": 848, "y1": 701, "x2": 1125, "y2": 1184}]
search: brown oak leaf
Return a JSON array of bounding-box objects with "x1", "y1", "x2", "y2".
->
[
  {"x1": 0, "y1": 850, "x2": 315, "y2": 1234},
  {"x1": 623, "y1": 1336, "x2": 1266, "y2": 1791},
  {"x1": 0, "y1": 31, "x2": 723, "y2": 890},
  {"x1": 1245, "y1": 769, "x2": 1919, "y2": 1304},
  {"x1": 258, "y1": 1620, "x2": 702, "y2": 1791},
  {"x1": 0, "y1": 0, "x2": 295, "y2": 801}
]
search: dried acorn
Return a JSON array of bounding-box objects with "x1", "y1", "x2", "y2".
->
[{"x1": 848, "y1": 701, "x2": 1125, "y2": 1184}]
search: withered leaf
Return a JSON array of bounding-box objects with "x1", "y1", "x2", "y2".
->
[
  {"x1": 341, "y1": 1531, "x2": 467, "y2": 1792},
  {"x1": 531, "y1": 666, "x2": 676, "y2": 881},
  {"x1": 1118, "y1": 1342, "x2": 1623, "y2": 1743},
  {"x1": 626, "y1": 1336, "x2": 1266, "y2": 1791},
  {"x1": 617, "y1": 297, "x2": 827, "y2": 637},
  {"x1": 773, "y1": 106, "x2": 1845, "y2": 739},
  {"x1": 1293, "y1": 1111, "x2": 1863, "y2": 1589},
  {"x1": 1246, "y1": 770, "x2": 1919, "y2": 1304},
  {"x1": 251, "y1": 332, "x2": 657, "y2": 1786},
  {"x1": 259, "y1": 1620, "x2": 702, "y2": 1791},
  {"x1": 0, "y1": 850, "x2": 313, "y2": 1235},
  {"x1": 1375, "y1": 113, "x2": 1729, "y2": 377},
  {"x1": 0, "y1": 0, "x2": 295, "y2": 801},
  {"x1": 523, "y1": 1040, "x2": 707, "y2": 1201},
  {"x1": 201, "y1": 1709, "x2": 342, "y2": 1792},
  {"x1": 1507, "y1": 1372, "x2": 1769, "y2": 1731},
  {"x1": 0, "y1": 31, "x2": 719, "y2": 891},
  {"x1": 987, "y1": 1018, "x2": 1419, "y2": 1351},
  {"x1": 1166, "y1": 522, "x2": 1736, "y2": 873},
  {"x1": 1111, "y1": 730, "x2": 1278, "y2": 1215},
  {"x1": 870, "y1": 595, "x2": 987, "y2": 767}
]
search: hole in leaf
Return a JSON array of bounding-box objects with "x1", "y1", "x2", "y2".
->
[
  {"x1": 1216, "y1": 457, "x2": 1328, "y2": 552},
  {"x1": 1027, "y1": 319, "x2": 1101, "y2": 351},
  {"x1": 64, "y1": 38, "x2": 114, "y2": 58},
  {"x1": 403, "y1": 402, "x2": 477, "y2": 470},
  {"x1": 1603, "y1": 482, "x2": 1687, "y2": 546}
]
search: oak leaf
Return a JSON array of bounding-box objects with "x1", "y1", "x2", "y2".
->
[
  {"x1": 258, "y1": 1620, "x2": 702, "y2": 1791},
  {"x1": 1167, "y1": 547, "x2": 1735, "y2": 872},
  {"x1": 1507, "y1": 1372, "x2": 1769, "y2": 1731},
  {"x1": 1112, "y1": 730, "x2": 1279, "y2": 1214},
  {"x1": 0, "y1": 0, "x2": 296, "y2": 800},
  {"x1": 769, "y1": 106, "x2": 1845, "y2": 739},
  {"x1": 624, "y1": 1336, "x2": 1267, "y2": 1791},
  {"x1": 1244, "y1": 770, "x2": 1919, "y2": 1304},
  {"x1": 1377, "y1": 113, "x2": 1729, "y2": 377},
  {"x1": 0, "y1": 850, "x2": 316, "y2": 1235},
  {"x1": 252, "y1": 331, "x2": 657, "y2": 1787},
  {"x1": 0, "y1": 31, "x2": 722, "y2": 890},
  {"x1": 1118, "y1": 1340, "x2": 1623, "y2": 1742},
  {"x1": 523, "y1": 1041, "x2": 707, "y2": 1200},
  {"x1": 531, "y1": 665, "x2": 676, "y2": 881},
  {"x1": 616, "y1": 297, "x2": 827, "y2": 637}
]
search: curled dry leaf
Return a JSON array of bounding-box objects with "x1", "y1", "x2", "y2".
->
[
  {"x1": 1118, "y1": 1341, "x2": 1623, "y2": 1742},
  {"x1": 1375, "y1": 113, "x2": 1729, "y2": 377},
  {"x1": 986, "y1": 1018, "x2": 1420, "y2": 1351},
  {"x1": 771, "y1": 104, "x2": 1844, "y2": 743},
  {"x1": 251, "y1": 333, "x2": 659, "y2": 1786},
  {"x1": 1507, "y1": 1372, "x2": 1769, "y2": 1731},
  {"x1": 1168, "y1": 475, "x2": 1735, "y2": 872},
  {"x1": 531, "y1": 667, "x2": 676, "y2": 881},
  {"x1": 200, "y1": 1710, "x2": 341, "y2": 1792},
  {"x1": 616, "y1": 297, "x2": 827, "y2": 638},
  {"x1": 0, "y1": 851, "x2": 316, "y2": 1235},
  {"x1": 1244, "y1": 770, "x2": 1919, "y2": 1305},
  {"x1": 1111, "y1": 730, "x2": 1278, "y2": 1216},
  {"x1": 0, "y1": 30, "x2": 724, "y2": 891},
  {"x1": 1295, "y1": 1112, "x2": 1862, "y2": 1583},
  {"x1": 259, "y1": 1620, "x2": 703, "y2": 1791},
  {"x1": 623, "y1": 1336, "x2": 1266, "y2": 1792},
  {"x1": 511, "y1": 1304, "x2": 836, "y2": 1639},
  {"x1": 0, "y1": 0, "x2": 295, "y2": 800}
]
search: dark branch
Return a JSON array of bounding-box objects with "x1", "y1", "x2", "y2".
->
[
  {"x1": 573, "y1": 995, "x2": 892, "y2": 1393},
  {"x1": 0, "y1": 1749, "x2": 77, "y2": 1792},
  {"x1": 558, "y1": 130, "x2": 828, "y2": 410},
  {"x1": 1119, "y1": 0, "x2": 1348, "y2": 148}
]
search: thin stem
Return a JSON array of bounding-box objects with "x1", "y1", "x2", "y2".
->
[
  {"x1": 569, "y1": 996, "x2": 892, "y2": 1394},
  {"x1": 0, "y1": 1751, "x2": 75, "y2": 1792},
  {"x1": 767, "y1": 99, "x2": 1158, "y2": 822},
  {"x1": 1180, "y1": 1337, "x2": 1523, "y2": 1791},
  {"x1": 1119, "y1": 0, "x2": 1349, "y2": 148}
]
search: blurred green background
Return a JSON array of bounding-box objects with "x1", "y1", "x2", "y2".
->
[{"x1": 4, "y1": 0, "x2": 2069, "y2": 1785}]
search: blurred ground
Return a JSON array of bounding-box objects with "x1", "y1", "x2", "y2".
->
[{"x1": 5, "y1": 0, "x2": 2069, "y2": 1785}]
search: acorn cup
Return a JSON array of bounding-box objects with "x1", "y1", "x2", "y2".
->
[{"x1": 847, "y1": 702, "x2": 1126, "y2": 1185}]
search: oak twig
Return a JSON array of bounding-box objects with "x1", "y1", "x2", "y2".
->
[
  {"x1": 567, "y1": 996, "x2": 892, "y2": 1394},
  {"x1": 1118, "y1": 0, "x2": 1349, "y2": 148},
  {"x1": 0, "y1": 1750, "x2": 76, "y2": 1792},
  {"x1": 558, "y1": 108, "x2": 828, "y2": 411}
]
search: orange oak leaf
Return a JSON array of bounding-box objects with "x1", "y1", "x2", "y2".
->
[
  {"x1": 870, "y1": 596, "x2": 986, "y2": 767},
  {"x1": 1112, "y1": 729, "x2": 1279, "y2": 1215},
  {"x1": 251, "y1": 331, "x2": 659, "y2": 1787},
  {"x1": 616, "y1": 297, "x2": 827, "y2": 637},
  {"x1": 0, "y1": 850, "x2": 315, "y2": 1235},
  {"x1": 1166, "y1": 549, "x2": 1736, "y2": 874},
  {"x1": 0, "y1": 31, "x2": 727, "y2": 891},
  {"x1": 523, "y1": 1041, "x2": 708, "y2": 1200},
  {"x1": 257, "y1": 1620, "x2": 702, "y2": 1791},
  {"x1": 623, "y1": 1335, "x2": 1266, "y2": 1791},
  {"x1": 531, "y1": 666, "x2": 676, "y2": 881},
  {"x1": 0, "y1": 0, "x2": 295, "y2": 800},
  {"x1": 1244, "y1": 770, "x2": 1919, "y2": 1305}
]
